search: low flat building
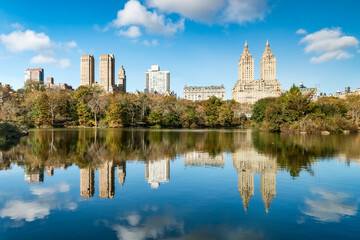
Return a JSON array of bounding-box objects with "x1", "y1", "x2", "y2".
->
[
  {"x1": 299, "y1": 82, "x2": 318, "y2": 101},
  {"x1": 183, "y1": 85, "x2": 225, "y2": 101}
]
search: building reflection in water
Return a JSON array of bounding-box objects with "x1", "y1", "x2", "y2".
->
[
  {"x1": 117, "y1": 162, "x2": 126, "y2": 187},
  {"x1": 24, "y1": 166, "x2": 44, "y2": 184},
  {"x1": 99, "y1": 161, "x2": 115, "y2": 199},
  {"x1": 232, "y1": 131, "x2": 277, "y2": 212},
  {"x1": 146, "y1": 159, "x2": 170, "y2": 189},
  {"x1": 183, "y1": 151, "x2": 225, "y2": 168},
  {"x1": 80, "y1": 167, "x2": 95, "y2": 199}
]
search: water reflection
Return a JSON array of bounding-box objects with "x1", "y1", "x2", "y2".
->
[{"x1": 0, "y1": 129, "x2": 360, "y2": 232}]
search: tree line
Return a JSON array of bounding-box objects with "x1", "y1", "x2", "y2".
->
[
  {"x1": 0, "y1": 80, "x2": 251, "y2": 128},
  {"x1": 251, "y1": 85, "x2": 360, "y2": 133}
]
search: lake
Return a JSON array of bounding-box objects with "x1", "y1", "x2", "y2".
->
[{"x1": 0, "y1": 129, "x2": 359, "y2": 239}]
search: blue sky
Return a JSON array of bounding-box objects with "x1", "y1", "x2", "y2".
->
[{"x1": 0, "y1": 0, "x2": 359, "y2": 98}]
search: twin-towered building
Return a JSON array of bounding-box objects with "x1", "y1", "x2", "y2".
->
[
  {"x1": 232, "y1": 41, "x2": 282, "y2": 104},
  {"x1": 80, "y1": 54, "x2": 127, "y2": 93}
]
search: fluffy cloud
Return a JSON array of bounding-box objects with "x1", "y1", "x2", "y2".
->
[
  {"x1": 113, "y1": 0, "x2": 184, "y2": 36},
  {"x1": 222, "y1": 0, "x2": 270, "y2": 24},
  {"x1": 30, "y1": 55, "x2": 70, "y2": 68},
  {"x1": 146, "y1": 0, "x2": 225, "y2": 22},
  {"x1": 0, "y1": 30, "x2": 51, "y2": 52},
  {"x1": 0, "y1": 28, "x2": 75, "y2": 68},
  {"x1": 117, "y1": 26, "x2": 142, "y2": 38},
  {"x1": 299, "y1": 27, "x2": 359, "y2": 63},
  {"x1": 296, "y1": 28, "x2": 307, "y2": 35},
  {"x1": 146, "y1": 0, "x2": 270, "y2": 24},
  {"x1": 0, "y1": 183, "x2": 76, "y2": 222},
  {"x1": 301, "y1": 188, "x2": 357, "y2": 223}
]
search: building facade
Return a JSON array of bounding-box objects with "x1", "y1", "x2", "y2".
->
[
  {"x1": 117, "y1": 65, "x2": 126, "y2": 93},
  {"x1": 24, "y1": 68, "x2": 44, "y2": 83},
  {"x1": 299, "y1": 82, "x2": 318, "y2": 101},
  {"x1": 232, "y1": 42, "x2": 281, "y2": 104},
  {"x1": 183, "y1": 85, "x2": 225, "y2": 101},
  {"x1": 145, "y1": 159, "x2": 170, "y2": 189},
  {"x1": 145, "y1": 65, "x2": 170, "y2": 94},
  {"x1": 80, "y1": 55, "x2": 95, "y2": 86},
  {"x1": 99, "y1": 54, "x2": 115, "y2": 93}
]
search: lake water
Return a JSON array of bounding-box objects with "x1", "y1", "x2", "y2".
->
[{"x1": 0, "y1": 129, "x2": 359, "y2": 240}]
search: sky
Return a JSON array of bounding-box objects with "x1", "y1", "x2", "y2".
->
[{"x1": 0, "y1": 0, "x2": 359, "y2": 99}]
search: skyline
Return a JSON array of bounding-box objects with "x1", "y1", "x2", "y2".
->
[{"x1": 1, "y1": 0, "x2": 360, "y2": 98}]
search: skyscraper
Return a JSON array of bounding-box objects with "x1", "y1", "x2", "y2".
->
[
  {"x1": 80, "y1": 55, "x2": 95, "y2": 86},
  {"x1": 99, "y1": 161, "x2": 115, "y2": 198},
  {"x1": 117, "y1": 65, "x2": 126, "y2": 93},
  {"x1": 80, "y1": 167, "x2": 95, "y2": 198},
  {"x1": 260, "y1": 41, "x2": 276, "y2": 81},
  {"x1": 99, "y1": 54, "x2": 115, "y2": 93},
  {"x1": 232, "y1": 42, "x2": 281, "y2": 104},
  {"x1": 145, "y1": 65, "x2": 170, "y2": 94},
  {"x1": 24, "y1": 68, "x2": 44, "y2": 83}
]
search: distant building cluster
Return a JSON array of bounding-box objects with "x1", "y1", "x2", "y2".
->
[
  {"x1": 231, "y1": 41, "x2": 282, "y2": 104},
  {"x1": 80, "y1": 54, "x2": 127, "y2": 93},
  {"x1": 183, "y1": 85, "x2": 225, "y2": 101},
  {"x1": 24, "y1": 68, "x2": 73, "y2": 90},
  {"x1": 329, "y1": 87, "x2": 360, "y2": 99}
]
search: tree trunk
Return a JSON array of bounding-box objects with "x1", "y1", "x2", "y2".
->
[{"x1": 95, "y1": 113, "x2": 97, "y2": 128}]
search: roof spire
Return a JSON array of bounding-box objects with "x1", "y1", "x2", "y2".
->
[
  {"x1": 245, "y1": 40, "x2": 248, "y2": 48},
  {"x1": 266, "y1": 40, "x2": 269, "y2": 47}
]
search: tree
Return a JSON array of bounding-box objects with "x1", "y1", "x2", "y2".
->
[
  {"x1": 148, "y1": 110, "x2": 163, "y2": 126},
  {"x1": 88, "y1": 94, "x2": 107, "y2": 127},
  {"x1": 251, "y1": 97, "x2": 275, "y2": 123}
]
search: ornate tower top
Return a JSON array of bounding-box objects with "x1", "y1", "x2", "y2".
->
[
  {"x1": 262, "y1": 41, "x2": 274, "y2": 58},
  {"x1": 241, "y1": 41, "x2": 252, "y2": 58}
]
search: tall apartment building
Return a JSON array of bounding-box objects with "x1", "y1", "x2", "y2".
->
[
  {"x1": 99, "y1": 54, "x2": 115, "y2": 93},
  {"x1": 117, "y1": 65, "x2": 126, "y2": 93},
  {"x1": 24, "y1": 68, "x2": 44, "y2": 83},
  {"x1": 183, "y1": 85, "x2": 225, "y2": 101},
  {"x1": 80, "y1": 55, "x2": 95, "y2": 86},
  {"x1": 232, "y1": 42, "x2": 281, "y2": 104},
  {"x1": 145, "y1": 65, "x2": 170, "y2": 94},
  {"x1": 99, "y1": 161, "x2": 115, "y2": 199},
  {"x1": 80, "y1": 167, "x2": 95, "y2": 199},
  {"x1": 145, "y1": 159, "x2": 170, "y2": 189}
]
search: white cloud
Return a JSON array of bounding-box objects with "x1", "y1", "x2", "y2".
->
[
  {"x1": 30, "y1": 55, "x2": 70, "y2": 68},
  {"x1": 0, "y1": 183, "x2": 76, "y2": 222},
  {"x1": 143, "y1": 39, "x2": 158, "y2": 46},
  {"x1": 0, "y1": 29, "x2": 76, "y2": 68},
  {"x1": 222, "y1": 0, "x2": 270, "y2": 24},
  {"x1": 10, "y1": 23, "x2": 24, "y2": 30},
  {"x1": 0, "y1": 30, "x2": 51, "y2": 52},
  {"x1": 146, "y1": 0, "x2": 270, "y2": 24},
  {"x1": 117, "y1": 26, "x2": 142, "y2": 38},
  {"x1": 0, "y1": 200, "x2": 50, "y2": 222},
  {"x1": 300, "y1": 27, "x2": 359, "y2": 63},
  {"x1": 296, "y1": 28, "x2": 307, "y2": 35},
  {"x1": 112, "y1": 0, "x2": 184, "y2": 36},
  {"x1": 65, "y1": 41, "x2": 77, "y2": 48},
  {"x1": 146, "y1": 0, "x2": 225, "y2": 22},
  {"x1": 301, "y1": 188, "x2": 357, "y2": 222}
]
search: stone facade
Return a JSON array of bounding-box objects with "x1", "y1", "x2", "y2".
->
[
  {"x1": 80, "y1": 167, "x2": 95, "y2": 199},
  {"x1": 99, "y1": 54, "x2": 116, "y2": 93},
  {"x1": 183, "y1": 151, "x2": 225, "y2": 168},
  {"x1": 232, "y1": 42, "x2": 281, "y2": 104},
  {"x1": 99, "y1": 161, "x2": 115, "y2": 199},
  {"x1": 145, "y1": 65, "x2": 170, "y2": 94},
  {"x1": 80, "y1": 55, "x2": 95, "y2": 86},
  {"x1": 117, "y1": 65, "x2": 126, "y2": 93},
  {"x1": 183, "y1": 85, "x2": 225, "y2": 101}
]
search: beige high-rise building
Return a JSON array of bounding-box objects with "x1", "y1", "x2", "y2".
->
[
  {"x1": 117, "y1": 162, "x2": 126, "y2": 187},
  {"x1": 80, "y1": 55, "x2": 95, "y2": 86},
  {"x1": 232, "y1": 130, "x2": 277, "y2": 212},
  {"x1": 232, "y1": 42, "x2": 281, "y2": 104},
  {"x1": 99, "y1": 161, "x2": 115, "y2": 199},
  {"x1": 80, "y1": 167, "x2": 95, "y2": 198},
  {"x1": 117, "y1": 65, "x2": 126, "y2": 93},
  {"x1": 99, "y1": 54, "x2": 115, "y2": 93}
]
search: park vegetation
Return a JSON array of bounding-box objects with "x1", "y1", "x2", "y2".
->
[
  {"x1": 0, "y1": 80, "x2": 251, "y2": 129},
  {"x1": 251, "y1": 85, "x2": 360, "y2": 133}
]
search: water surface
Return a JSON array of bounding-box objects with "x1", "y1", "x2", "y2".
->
[{"x1": 0, "y1": 129, "x2": 359, "y2": 239}]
